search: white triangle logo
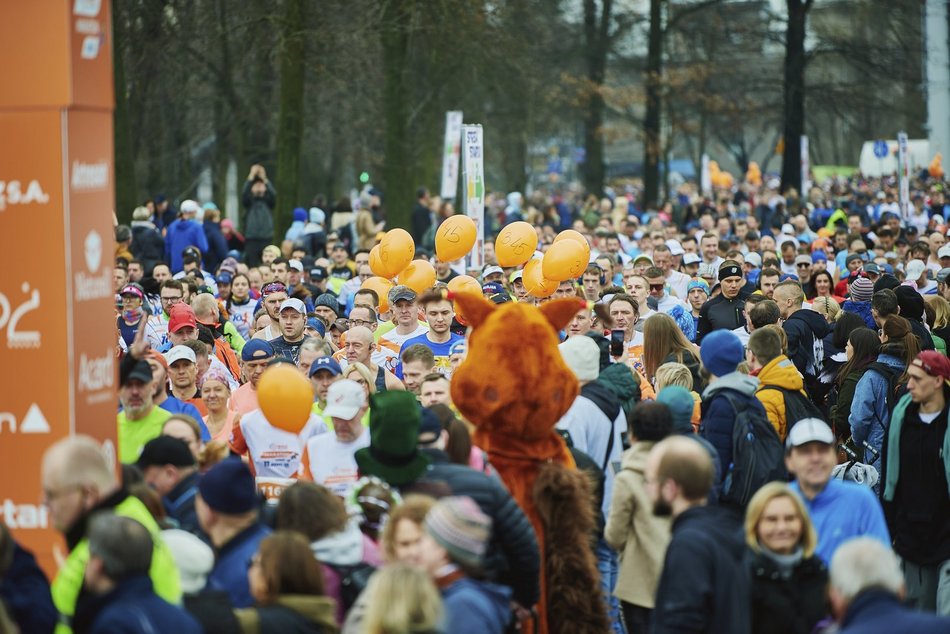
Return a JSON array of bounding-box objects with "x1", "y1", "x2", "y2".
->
[{"x1": 19, "y1": 403, "x2": 50, "y2": 433}]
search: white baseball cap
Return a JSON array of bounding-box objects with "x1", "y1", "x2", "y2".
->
[
  {"x1": 165, "y1": 345, "x2": 197, "y2": 366},
  {"x1": 481, "y1": 265, "x2": 504, "y2": 279},
  {"x1": 323, "y1": 379, "x2": 367, "y2": 420},
  {"x1": 279, "y1": 298, "x2": 307, "y2": 314},
  {"x1": 683, "y1": 253, "x2": 701, "y2": 266},
  {"x1": 785, "y1": 418, "x2": 835, "y2": 450},
  {"x1": 180, "y1": 199, "x2": 200, "y2": 214},
  {"x1": 938, "y1": 245, "x2": 950, "y2": 260},
  {"x1": 904, "y1": 259, "x2": 926, "y2": 282},
  {"x1": 288, "y1": 259, "x2": 304, "y2": 272},
  {"x1": 665, "y1": 240, "x2": 685, "y2": 256},
  {"x1": 745, "y1": 252, "x2": 762, "y2": 268}
]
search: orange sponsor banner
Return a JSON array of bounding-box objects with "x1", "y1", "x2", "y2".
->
[{"x1": 0, "y1": 1, "x2": 115, "y2": 576}]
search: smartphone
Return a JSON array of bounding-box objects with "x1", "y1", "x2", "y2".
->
[{"x1": 610, "y1": 329, "x2": 625, "y2": 357}]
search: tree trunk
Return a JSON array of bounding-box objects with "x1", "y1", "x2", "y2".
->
[
  {"x1": 643, "y1": 0, "x2": 663, "y2": 209},
  {"x1": 112, "y1": 0, "x2": 137, "y2": 222},
  {"x1": 381, "y1": 0, "x2": 413, "y2": 230},
  {"x1": 781, "y1": 0, "x2": 811, "y2": 195},
  {"x1": 582, "y1": 0, "x2": 611, "y2": 197},
  {"x1": 274, "y1": 0, "x2": 307, "y2": 242}
]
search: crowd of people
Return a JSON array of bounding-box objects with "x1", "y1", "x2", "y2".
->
[{"x1": 3, "y1": 164, "x2": 950, "y2": 633}]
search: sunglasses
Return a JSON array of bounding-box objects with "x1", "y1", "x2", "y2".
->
[
  {"x1": 797, "y1": 263, "x2": 810, "y2": 268},
  {"x1": 649, "y1": 283, "x2": 665, "y2": 291}
]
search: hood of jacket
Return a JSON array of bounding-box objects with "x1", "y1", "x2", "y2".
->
[
  {"x1": 581, "y1": 380, "x2": 622, "y2": 422},
  {"x1": 785, "y1": 308, "x2": 831, "y2": 338},
  {"x1": 443, "y1": 577, "x2": 513, "y2": 626},
  {"x1": 757, "y1": 355, "x2": 804, "y2": 391},
  {"x1": 274, "y1": 595, "x2": 337, "y2": 630},
  {"x1": 131, "y1": 220, "x2": 156, "y2": 231},
  {"x1": 875, "y1": 352, "x2": 906, "y2": 371},
  {"x1": 598, "y1": 363, "x2": 639, "y2": 401},
  {"x1": 702, "y1": 371, "x2": 759, "y2": 400},
  {"x1": 310, "y1": 520, "x2": 364, "y2": 566},
  {"x1": 620, "y1": 441, "x2": 654, "y2": 473}
]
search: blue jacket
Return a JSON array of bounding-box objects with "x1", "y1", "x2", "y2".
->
[
  {"x1": 165, "y1": 219, "x2": 209, "y2": 273},
  {"x1": 206, "y1": 522, "x2": 271, "y2": 608},
  {"x1": 839, "y1": 589, "x2": 950, "y2": 634},
  {"x1": 789, "y1": 478, "x2": 890, "y2": 564},
  {"x1": 700, "y1": 372, "x2": 763, "y2": 484},
  {"x1": 0, "y1": 542, "x2": 56, "y2": 634},
  {"x1": 158, "y1": 397, "x2": 210, "y2": 440},
  {"x1": 440, "y1": 576, "x2": 512, "y2": 634},
  {"x1": 202, "y1": 220, "x2": 229, "y2": 274},
  {"x1": 77, "y1": 575, "x2": 200, "y2": 634},
  {"x1": 849, "y1": 353, "x2": 904, "y2": 477},
  {"x1": 841, "y1": 300, "x2": 875, "y2": 329}
]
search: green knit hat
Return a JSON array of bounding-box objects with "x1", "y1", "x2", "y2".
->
[{"x1": 355, "y1": 391, "x2": 431, "y2": 486}]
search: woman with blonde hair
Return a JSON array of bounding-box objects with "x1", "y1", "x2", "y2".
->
[
  {"x1": 744, "y1": 482, "x2": 828, "y2": 634},
  {"x1": 642, "y1": 313, "x2": 704, "y2": 392},
  {"x1": 342, "y1": 361, "x2": 376, "y2": 396},
  {"x1": 811, "y1": 295, "x2": 840, "y2": 323},
  {"x1": 654, "y1": 362, "x2": 701, "y2": 431},
  {"x1": 359, "y1": 564, "x2": 443, "y2": 634}
]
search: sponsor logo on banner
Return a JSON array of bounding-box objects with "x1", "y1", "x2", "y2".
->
[
  {"x1": 74, "y1": 230, "x2": 112, "y2": 301},
  {"x1": 0, "y1": 500, "x2": 49, "y2": 530},
  {"x1": 0, "y1": 180, "x2": 50, "y2": 211},
  {"x1": 0, "y1": 282, "x2": 41, "y2": 349},
  {"x1": 71, "y1": 160, "x2": 109, "y2": 191},
  {"x1": 0, "y1": 403, "x2": 51, "y2": 434},
  {"x1": 78, "y1": 349, "x2": 115, "y2": 404}
]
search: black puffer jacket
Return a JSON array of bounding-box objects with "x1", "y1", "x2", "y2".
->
[
  {"x1": 747, "y1": 549, "x2": 829, "y2": 634},
  {"x1": 130, "y1": 221, "x2": 165, "y2": 273},
  {"x1": 696, "y1": 289, "x2": 750, "y2": 343},
  {"x1": 417, "y1": 449, "x2": 541, "y2": 608}
]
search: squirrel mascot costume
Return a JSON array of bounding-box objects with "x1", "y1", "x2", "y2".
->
[{"x1": 450, "y1": 292, "x2": 608, "y2": 634}]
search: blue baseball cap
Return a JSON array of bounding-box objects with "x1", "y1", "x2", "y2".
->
[
  {"x1": 241, "y1": 339, "x2": 274, "y2": 362},
  {"x1": 309, "y1": 356, "x2": 342, "y2": 377},
  {"x1": 810, "y1": 251, "x2": 827, "y2": 263},
  {"x1": 216, "y1": 272, "x2": 233, "y2": 285},
  {"x1": 779, "y1": 273, "x2": 800, "y2": 282}
]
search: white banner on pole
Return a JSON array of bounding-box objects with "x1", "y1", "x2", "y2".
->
[
  {"x1": 461, "y1": 124, "x2": 485, "y2": 271},
  {"x1": 897, "y1": 131, "x2": 910, "y2": 220},
  {"x1": 440, "y1": 111, "x2": 463, "y2": 200},
  {"x1": 800, "y1": 135, "x2": 811, "y2": 195},
  {"x1": 700, "y1": 153, "x2": 711, "y2": 196}
]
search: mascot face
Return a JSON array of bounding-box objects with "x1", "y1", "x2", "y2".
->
[{"x1": 450, "y1": 293, "x2": 584, "y2": 444}]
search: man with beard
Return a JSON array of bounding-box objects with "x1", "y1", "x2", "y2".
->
[
  {"x1": 648, "y1": 436, "x2": 750, "y2": 634},
  {"x1": 117, "y1": 359, "x2": 172, "y2": 464},
  {"x1": 251, "y1": 282, "x2": 288, "y2": 341}
]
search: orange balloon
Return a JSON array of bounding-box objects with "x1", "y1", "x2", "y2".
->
[
  {"x1": 369, "y1": 245, "x2": 389, "y2": 278},
  {"x1": 436, "y1": 215, "x2": 477, "y2": 262},
  {"x1": 397, "y1": 260, "x2": 437, "y2": 294},
  {"x1": 495, "y1": 221, "x2": 539, "y2": 267},
  {"x1": 522, "y1": 258, "x2": 558, "y2": 297},
  {"x1": 361, "y1": 276, "x2": 395, "y2": 313},
  {"x1": 447, "y1": 275, "x2": 482, "y2": 319},
  {"x1": 542, "y1": 239, "x2": 587, "y2": 281},
  {"x1": 257, "y1": 364, "x2": 313, "y2": 433},
  {"x1": 553, "y1": 230, "x2": 591, "y2": 262},
  {"x1": 379, "y1": 229, "x2": 415, "y2": 278}
]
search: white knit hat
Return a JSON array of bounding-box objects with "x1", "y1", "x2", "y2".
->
[{"x1": 559, "y1": 336, "x2": 601, "y2": 382}]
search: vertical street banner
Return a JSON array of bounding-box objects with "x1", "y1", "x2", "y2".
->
[
  {"x1": 800, "y1": 135, "x2": 811, "y2": 195},
  {"x1": 897, "y1": 131, "x2": 910, "y2": 219},
  {"x1": 440, "y1": 111, "x2": 463, "y2": 200},
  {"x1": 700, "y1": 154, "x2": 711, "y2": 196},
  {"x1": 0, "y1": 1, "x2": 117, "y2": 576},
  {"x1": 461, "y1": 124, "x2": 485, "y2": 271}
]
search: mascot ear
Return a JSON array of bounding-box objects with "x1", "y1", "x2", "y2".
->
[
  {"x1": 540, "y1": 297, "x2": 587, "y2": 332},
  {"x1": 451, "y1": 291, "x2": 496, "y2": 328}
]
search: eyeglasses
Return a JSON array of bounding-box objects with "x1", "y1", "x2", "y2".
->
[
  {"x1": 349, "y1": 319, "x2": 372, "y2": 328},
  {"x1": 160, "y1": 295, "x2": 182, "y2": 304}
]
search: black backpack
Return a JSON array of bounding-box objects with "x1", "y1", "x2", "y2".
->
[
  {"x1": 719, "y1": 392, "x2": 787, "y2": 507},
  {"x1": 865, "y1": 362, "x2": 907, "y2": 417},
  {"x1": 326, "y1": 561, "x2": 376, "y2": 612},
  {"x1": 757, "y1": 385, "x2": 825, "y2": 436}
]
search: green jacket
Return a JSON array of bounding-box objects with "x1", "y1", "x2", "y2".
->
[
  {"x1": 882, "y1": 393, "x2": 950, "y2": 502},
  {"x1": 52, "y1": 494, "x2": 182, "y2": 634},
  {"x1": 223, "y1": 320, "x2": 246, "y2": 354}
]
